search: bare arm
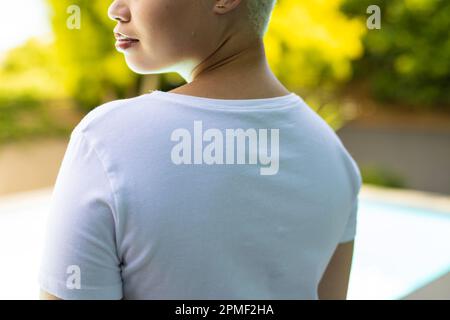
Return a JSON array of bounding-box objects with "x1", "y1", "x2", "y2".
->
[
  {"x1": 318, "y1": 240, "x2": 354, "y2": 300},
  {"x1": 40, "y1": 290, "x2": 62, "y2": 300}
]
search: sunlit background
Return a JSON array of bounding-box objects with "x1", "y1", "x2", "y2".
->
[{"x1": 1, "y1": 0, "x2": 449, "y2": 299}]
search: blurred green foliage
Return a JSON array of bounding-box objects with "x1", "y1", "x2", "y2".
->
[
  {"x1": 46, "y1": 0, "x2": 139, "y2": 112},
  {"x1": 0, "y1": 38, "x2": 66, "y2": 99},
  {"x1": 342, "y1": 0, "x2": 450, "y2": 109},
  {"x1": 0, "y1": 39, "x2": 72, "y2": 144},
  {"x1": 2, "y1": 0, "x2": 448, "y2": 145},
  {"x1": 0, "y1": 94, "x2": 71, "y2": 145},
  {"x1": 361, "y1": 165, "x2": 407, "y2": 188},
  {"x1": 266, "y1": 0, "x2": 366, "y2": 93}
]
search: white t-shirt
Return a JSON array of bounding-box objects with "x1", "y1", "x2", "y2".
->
[{"x1": 39, "y1": 90, "x2": 362, "y2": 300}]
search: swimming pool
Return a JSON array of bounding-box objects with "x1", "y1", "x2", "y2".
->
[
  {"x1": 0, "y1": 186, "x2": 449, "y2": 299},
  {"x1": 347, "y1": 197, "x2": 450, "y2": 299}
]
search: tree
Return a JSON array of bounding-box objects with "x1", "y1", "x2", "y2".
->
[
  {"x1": 266, "y1": 0, "x2": 367, "y2": 93},
  {"x1": 342, "y1": 0, "x2": 450, "y2": 109}
]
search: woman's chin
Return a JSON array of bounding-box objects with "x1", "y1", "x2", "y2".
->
[
  {"x1": 124, "y1": 58, "x2": 155, "y2": 75},
  {"x1": 124, "y1": 56, "x2": 170, "y2": 75}
]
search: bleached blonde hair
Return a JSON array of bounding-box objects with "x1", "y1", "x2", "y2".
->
[{"x1": 246, "y1": 0, "x2": 277, "y2": 37}]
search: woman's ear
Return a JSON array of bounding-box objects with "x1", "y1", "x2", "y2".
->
[{"x1": 213, "y1": 0, "x2": 243, "y2": 15}]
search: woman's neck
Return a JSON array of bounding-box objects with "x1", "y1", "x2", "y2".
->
[{"x1": 171, "y1": 37, "x2": 290, "y2": 100}]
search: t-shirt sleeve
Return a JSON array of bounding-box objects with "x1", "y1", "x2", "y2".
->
[{"x1": 39, "y1": 129, "x2": 123, "y2": 299}]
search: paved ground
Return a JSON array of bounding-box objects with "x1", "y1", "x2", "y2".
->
[
  {"x1": 404, "y1": 272, "x2": 450, "y2": 300},
  {"x1": 0, "y1": 137, "x2": 69, "y2": 196}
]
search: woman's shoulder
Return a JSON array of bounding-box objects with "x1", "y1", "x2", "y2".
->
[{"x1": 72, "y1": 93, "x2": 157, "y2": 136}]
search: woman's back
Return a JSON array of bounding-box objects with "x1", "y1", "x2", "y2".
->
[{"x1": 39, "y1": 90, "x2": 361, "y2": 299}]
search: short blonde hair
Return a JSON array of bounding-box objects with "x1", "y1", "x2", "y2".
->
[{"x1": 246, "y1": 0, "x2": 277, "y2": 37}]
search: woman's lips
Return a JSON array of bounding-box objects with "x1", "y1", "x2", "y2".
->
[
  {"x1": 114, "y1": 32, "x2": 139, "y2": 51},
  {"x1": 115, "y1": 38, "x2": 139, "y2": 50}
]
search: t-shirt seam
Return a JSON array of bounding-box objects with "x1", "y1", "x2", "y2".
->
[
  {"x1": 76, "y1": 130, "x2": 122, "y2": 257},
  {"x1": 147, "y1": 91, "x2": 303, "y2": 111}
]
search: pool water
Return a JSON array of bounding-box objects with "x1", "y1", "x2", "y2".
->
[{"x1": 347, "y1": 198, "x2": 450, "y2": 299}]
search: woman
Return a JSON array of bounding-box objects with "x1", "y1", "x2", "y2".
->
[{"x1": 40, "y1": 0, "x2": 362, "y2": 300}]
